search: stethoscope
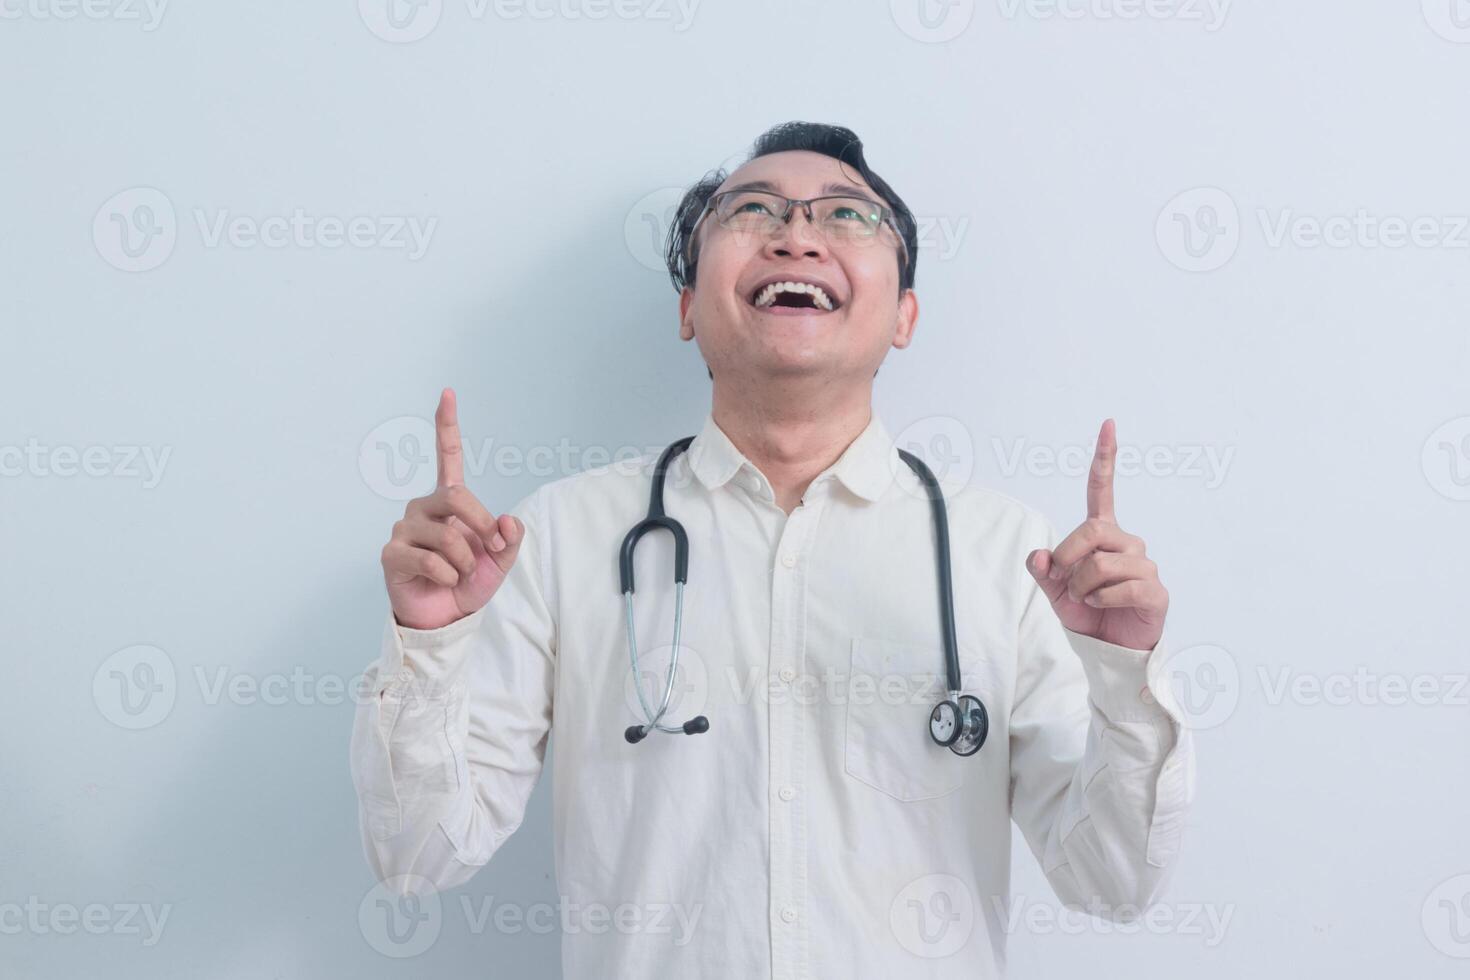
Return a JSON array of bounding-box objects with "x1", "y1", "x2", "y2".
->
[{"x1": 619, "y1": 436, "x2": 989, "y2": 758}]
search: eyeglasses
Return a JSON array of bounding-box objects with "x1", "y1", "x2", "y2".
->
[{"x1": 686, "y1": 189, "x2": 909, "y2": 268}]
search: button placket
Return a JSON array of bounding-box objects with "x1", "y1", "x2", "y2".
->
[{"x1": 767, "y1": 498, "x2": 822, "y2": 978}]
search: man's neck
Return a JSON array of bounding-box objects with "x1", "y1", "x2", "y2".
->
[{"x1": 710, "y1": 381, "x2": 874, "y2": 515}]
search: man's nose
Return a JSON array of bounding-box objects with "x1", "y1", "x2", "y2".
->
[{"x1": 763, "y1": 206, "x2": 827, "y2": 259}]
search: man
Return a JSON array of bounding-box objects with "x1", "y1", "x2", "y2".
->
[{"x1": 351, "y1": 121, "x2": 1194, "y2": 977}]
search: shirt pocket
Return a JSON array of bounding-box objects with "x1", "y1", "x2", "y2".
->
[{"x1": 844, "y1": 636, "x2": 998, "y2": 803}]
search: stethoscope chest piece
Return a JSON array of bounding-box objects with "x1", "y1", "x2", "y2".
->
[{"x1": 929, "y1": 693, "x2": 989, "y2": 757}]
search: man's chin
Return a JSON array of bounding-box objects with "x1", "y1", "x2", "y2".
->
[{"x1": 737, "y1": 341, "x2": 838, "y2": 379}]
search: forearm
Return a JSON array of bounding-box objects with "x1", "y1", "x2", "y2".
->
[
  {"x1": 1038, "y1": 628, "x2": 1194, "y2": 912},
  {"x1": 350, "y1": 607, "x2": 509, "y2": 893}
]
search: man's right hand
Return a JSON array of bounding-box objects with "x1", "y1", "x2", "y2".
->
[{"x1": 381, "y1": 388, "x2": 525, "y2": 631}]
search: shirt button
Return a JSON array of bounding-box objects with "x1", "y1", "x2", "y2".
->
[
  {"x1": 778, "y1": 785, "x2": 796, "y2": 801},
  {"x1": 778, "y1": 667, "x2": 796, "y2": 684},
  {"x1": 780, "y1": 905, "x2": 798, "y2": 923},
  {"x1": 1140, "y1": 685, "x2": 1157, "y2": 706},
  {"x1": 781, "y1": 553, "x2": 796, "y2": 568}
]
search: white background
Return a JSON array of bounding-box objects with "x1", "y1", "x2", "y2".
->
[{"x1": 3, "y1": 0, "x2": 1468, "y2": 976}]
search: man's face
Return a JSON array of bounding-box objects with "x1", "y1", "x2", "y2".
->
[{"x1": 678, "y1": 150, "x2": 918, "y2": 383}]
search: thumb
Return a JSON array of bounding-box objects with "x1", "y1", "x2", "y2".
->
[
  {"x1": 489, "y1": 514, "x2": 526, "y2": 572},
  {"x1": 1025, "y1": 549, "x2": 1067, "y2": 605}
]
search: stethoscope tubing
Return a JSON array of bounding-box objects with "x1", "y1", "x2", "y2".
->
[
  {"x1": 896, "y1": 447, "x2": 964, "y2": 696},
  {"x1": 622, "y1": 583, "x2": 688, "y2": 734},
  {"x1": 620, "y1": 434, "x2": 985, "y2": 755}
]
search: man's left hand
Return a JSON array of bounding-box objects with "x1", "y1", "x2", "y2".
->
[{"x1": 1025, "y1": 418, "x2": 1169, "y2": 651}]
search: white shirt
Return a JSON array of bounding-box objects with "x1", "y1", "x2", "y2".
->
[{"x1": 349, "y1": 410, "x2": 1195, "y2": 977}]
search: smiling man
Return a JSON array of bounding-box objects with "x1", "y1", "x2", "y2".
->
[{"x1": 351, "y1": 121, "x2": 1195, "y2": 977}]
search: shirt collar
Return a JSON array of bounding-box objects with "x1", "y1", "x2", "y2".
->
[{"x1": 686, "y1": 411, "x2": 898, "y2": 503}]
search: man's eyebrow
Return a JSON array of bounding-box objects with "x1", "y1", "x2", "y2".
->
[
  {"x1": 721, "y1": 180, "x2": 781, "y2": 194},
  {"x1": 822, "y1": 181, "x2": 876, "y2": 198}
]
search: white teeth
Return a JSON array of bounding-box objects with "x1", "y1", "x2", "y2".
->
[{"x1": 753, "y1": 280, "x2": 835, "y2": 311}]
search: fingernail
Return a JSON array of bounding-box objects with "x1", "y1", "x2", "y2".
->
[
  {"x1": 1084, "y1": 595, "x2": 1098, "y2": 606},
  {"x1": 1048, "y1": 566, "x2": 1062, "y2": 580},
  {"x1": 491, "y1": 534, "x2": 506, "y2": 551}
]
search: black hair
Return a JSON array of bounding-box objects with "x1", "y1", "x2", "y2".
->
[{"x1": 664, "y1": 121, "x2": 918, "y2": 295}]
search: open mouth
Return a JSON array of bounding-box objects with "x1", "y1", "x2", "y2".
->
[{"x1": 748, "y1": 279, "x2": 841, "y2": 314}]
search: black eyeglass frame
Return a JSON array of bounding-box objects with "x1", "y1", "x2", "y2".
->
[{"x1": 684, "y1": 189, "x2": 912, "y2": 273}]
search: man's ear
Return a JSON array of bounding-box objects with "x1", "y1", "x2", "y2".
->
[
  {"x1": 678, "y1": 287, "x2": 696, "y2": 341},
  {"x1": 891, "y1": 288, "x2": 919, "y2": 349}
]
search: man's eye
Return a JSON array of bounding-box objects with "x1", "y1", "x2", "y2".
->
[
  {"x1": 735, "y1": 201, "x2": 774, "y2": 215},
  {"x1": 830, "y1": 206, "x2": 866, "y2": 222}
]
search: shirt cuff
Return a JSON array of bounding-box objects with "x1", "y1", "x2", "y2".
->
[
  {"x1": 1062, "y1": 625, "x2": 1182, "y2": 726},
  {"x1": 376, "y1": 605, "x2": 489, "y2": 698}
]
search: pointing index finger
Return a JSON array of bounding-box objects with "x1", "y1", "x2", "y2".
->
[
  {"x1": 1087, "y1": 418, "x2": 1117, "y2": 522},
  {"x1": 435, "y1": 387, "x2": 465, "y2": 488}
]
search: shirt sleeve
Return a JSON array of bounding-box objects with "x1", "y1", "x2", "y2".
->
[
  {"x1": 348, "y1": 486, "x2": 558, "y2": 895},
  {"x1": 1007, "y1": 511, "x2": 1195, "y2": 916}
]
